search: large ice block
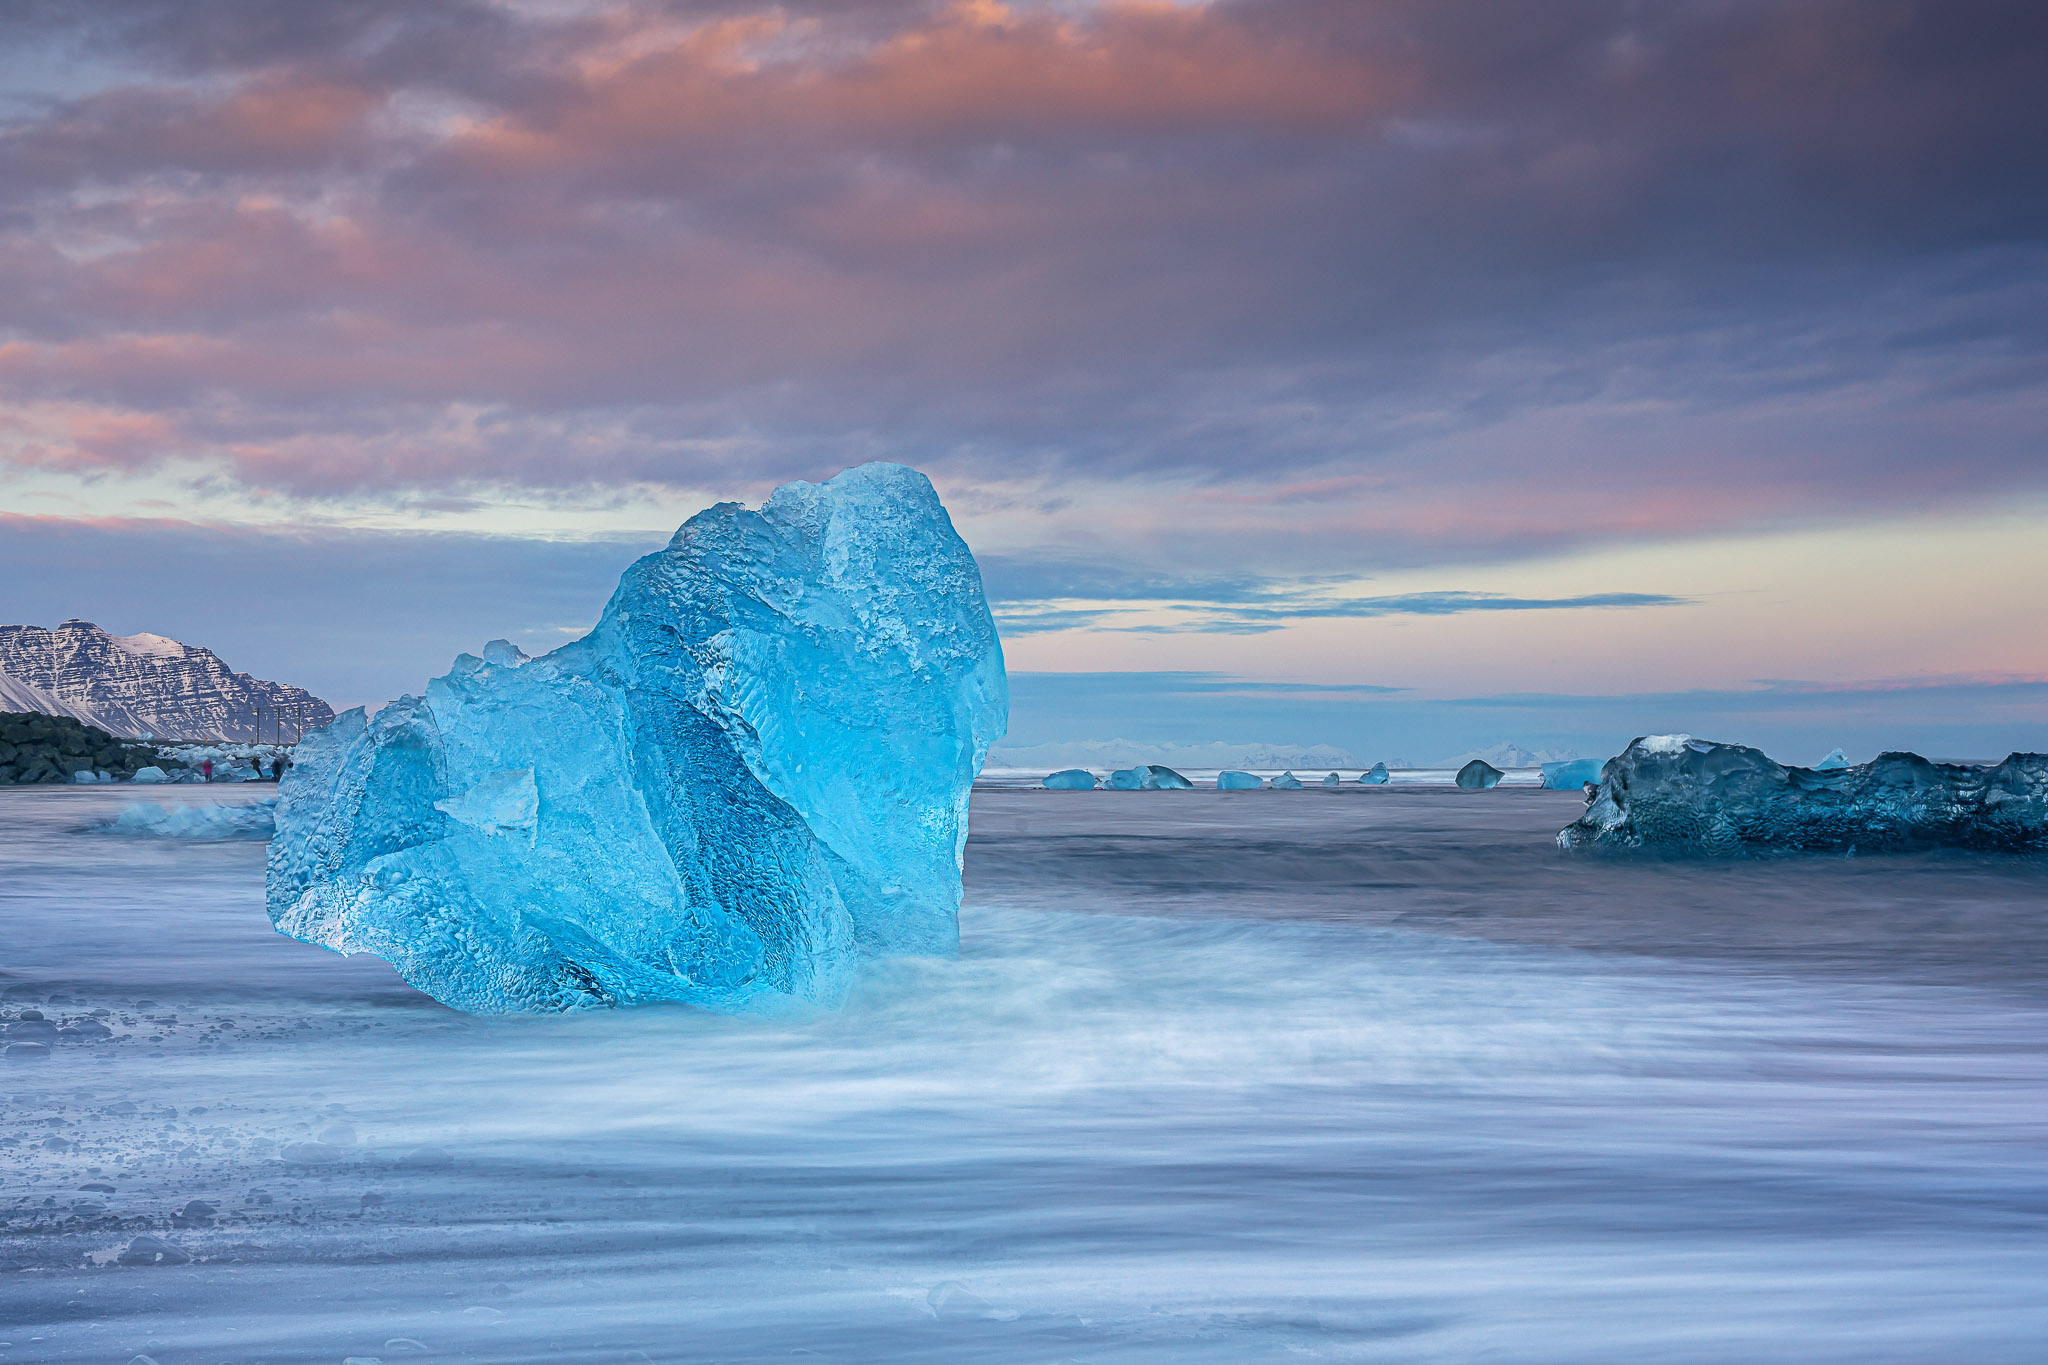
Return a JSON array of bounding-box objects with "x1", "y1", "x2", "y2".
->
[
  {"x1": 1216, "y1": 770, "x2": 1263, "y2": 790},
  {"x1": 1558, "y1": 735, "x2": 2048, "y2": 855},
  {"x1": 1455, "y1": 760, "x2": 1503, "y2": 790},
  {"x1": 266, "y1": 464, "x2": 1008, "y2": 1013}
]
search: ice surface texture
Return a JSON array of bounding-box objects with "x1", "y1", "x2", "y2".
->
[
  {"x1": 1043, "y1": 768, "x2": 1097, "y2": 790},
  {"x1": 1558, "y1": 735, "x2": 2048, "y2": 855},
  {"x1": 266, "y1": 464, "x2": 1008, "y2": 1014},
  {"x1": 1456, "y1": 760, "x2": 1504, "y2": 790}
]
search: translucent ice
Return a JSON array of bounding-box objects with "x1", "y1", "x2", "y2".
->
[
  {"x1": 1322, "y1": 771, "x2": 1341, "y2": 787},
  {"x1": 1456, "y1": 760, "x2": 1504, "y2": 790},
  {"x1": 1814, "y1": 747, "x2": 1849, "y2": 771},
  {"x1": 1541, "y1": 758, "x2": 1603, "y2": 790},
  {"x1": 1108, "y1": 764, "x2": 1192, "y2": 791},
  {"x1": 1271, "y1": 771, "x2": 1304, "y2": 790},
  {"x1": 106, "y1": 798, "x2": 277, "y2": 840},
  {"x1": 266, "y1": 464, "x2": 1008, "y2": 1014},
  {"x1": 1216, "y1": 770, "x2": 1263, "y2": 790},
  {"x1": 1043, "y1": 768, "x2": 1097, "y2": 790},
  {"x1": 1360, "y1": 762, "x2": 1389, "y2": 785},
  {"x1": 1558, "y1": 736, "x2": 2048, "y2": 855}
]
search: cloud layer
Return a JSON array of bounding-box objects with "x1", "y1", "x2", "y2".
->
[{"x1": 1, "y1": 0, "x2": 2043, "y2": 569}]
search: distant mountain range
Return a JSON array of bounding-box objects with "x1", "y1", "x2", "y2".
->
[
  {"x1": 986, "y1": 739, "x2": 1363, "y2": 771},
  {"x1": 0, "y1": 619, "x2": 333, "y2": 743},
  {"x1": 1442, "y1": 741, "x2": 1582, "y2": 769}
]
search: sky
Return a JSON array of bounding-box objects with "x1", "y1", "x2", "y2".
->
[{"x1": 2, "y1": 0, "x2": 2045, "y2": 762}]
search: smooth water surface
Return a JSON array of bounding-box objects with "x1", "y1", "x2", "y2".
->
[{"x1": 4, "y1": 784, "x2": 2047, "y2": 1363}]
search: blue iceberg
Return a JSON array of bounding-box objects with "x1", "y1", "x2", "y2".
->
[
  {"x1": 1814, "y1": 747, "x2": 1850, "y2": 771},
  {"x1": 1107, "y1": 764, "x2": 1192, "y2": 791},
  {"x1": 1271, "y1": 771, "x2": 1304, "y2": 790},
  {"x1": 1216, "y1": 770, "x2": 1263, "y2": 790},
  {"x1": 1557, "y1": 735, "x2": 2048, "y2": 855},
  {"x1": 1043, "y1": 768, "x2": 1097, "y2": 790},
  {"x1": 1321, "y1": 771, "x2": 1341, "y2": 787},
  {"x1": 1455, "y1": 760, "x2": 1504, "y2": 790},
  {"x1": 1360, "y1": 762, "x2": 1389, "y2": 785},
  {"x1": 266, "y1": 464, "x2": 1008, "y2": 1014},
  {"x1": 1540, "y1": 758, "x2": 1603, "y2": 790}
]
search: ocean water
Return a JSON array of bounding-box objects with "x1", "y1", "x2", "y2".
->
[{"x1": 4, "y1": 783, "x2": 2047, "y2": 1363}]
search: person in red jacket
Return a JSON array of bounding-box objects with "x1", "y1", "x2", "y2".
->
[{"x1": 201, "y1": 759, "x2": 213, "y2": 782}]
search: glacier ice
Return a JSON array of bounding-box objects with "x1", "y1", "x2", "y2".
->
[
  {"x1": 1360, "y1": 762, "x2": 1389, "y2": 785},
  {"x1": 107, "y1": 798, "x2": 277, "y2": 841},
  {"x1": 1540, "y1": 758, "x2": 1603, "y2": 790},
  {"x1": 1043, "y1": 768, "x2": 1097, "y2": 790},
  {"x1": 1107, "y1": 764, "x2": 1192, "y2": 791},
  {"x1": 1216, "y1": 770, "x2": 1263, "y2": 790},
  {"x1": 1271, "y1": 771, "x2": 1304, "y2": 790},
  {"x1": 266, "y1": 463, "x2": 1008, "y2": 1014},
  {"x1": 1456, "y1": 760, "x2": 1504, "y2": 790},
  {"x1": 1322, "y1": 771, "x2": 1341, "y2": 787},
  {"x1": 1558, "y1": 736, "x2": 2048, "y2": 855},
  {"x1": 1814, "y1": 747, "x2": 1849, "y2": 771}
]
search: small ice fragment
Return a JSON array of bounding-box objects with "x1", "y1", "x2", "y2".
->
[
  {"x1": 130, "y1": 767, "x2": 167, "y2": 784},
  {"x1": 1216, "y1": 770, "x2": 1263, "y2": 790},
  {"x1": 1814, "y1": 747, "x2": 1849, "y2": 770},
  {"x1": 117, "y1": 1234, "x2": 190, "y2": 1266},
  {"x1": 1271, "y1": 771, "x2": 1303, "y2": 790},
  {"x1": 1455, "y1": 760, "x2": 1504, "y2": 790},
  {"x1": 1140, "y1": 765, "x2": 1192, "y2": 790},
  {"x1": 72, "y1": 769, "x2": 99, "y2": 784},
  {"x1": 927, "y1": 1281, "x2": 995, "y2": 1320},
  {"x1": 382, "y1": 1341, "x2": 429, "y2": 1353},
  {"x1": 1540, "y1": 758, "x2": 1603, "y2": 790},
  {"x1": 177, "y1": 1200, "x2": 217, "y2": 1223},
  {"x1": 398, "y1": 1146, "x2": 453, "y2": 1169},
  {"x1": 1042, "y1": 769, "x2": 1097, "y2": 790},
  {"x1": 1360, "y1": 762, "x2": 1389, "y2": 785},
  {"x1": 1322, "y1": 772, "x2": 1341, "y2": 787}
]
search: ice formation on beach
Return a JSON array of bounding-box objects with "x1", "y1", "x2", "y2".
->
[
  {"x1": 1043, "y1": 768, "x2": 1097, "y2": 790},
  {"x1": 1541, "y1": 758, "x2": 1603, "y2": 790},
  {"x1": 1322, "y1": 771, "x2": 1342, "y2": 787},
  {"x1": 1361, "y1": 762, "x2": 1389, "y2": 784},
  {"x1": 106, "y1": 798, "x2": 277, "y2": 840},
  {"x1": 1106, "y1": 764, "x2": 1193, "y2": 791},
  {"x1": 1271, "y1": 771, "x2": 1304, "y2": 790},
  {"x1": 266, "y1": 464, "x2": 1008, "y2": 1014},
  {"x1": 1557, "y1": 735, "x2": 2048, "y2": 854},
  {"x1": 1456, "y1": 760, "x2": 1504, "y2": 790},
  {"x1": 1217, "y1": 770, "x2": 1262, "y2": 790}
]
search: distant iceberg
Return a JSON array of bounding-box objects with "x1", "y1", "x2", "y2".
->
[
  {"x1": 1216, "y1": 770, "x2": 1263, "y2": 790},
  {"x1": 1558, "y1": 735, "x2": 2048, "y2": 854},
  {"x1": 1540, "y1": 758, "x2": 1603, "y2": 790},
  {"x1": 1321, "y1": 771, "x2": 1341, "y2": 787},
  {"x1": 1043, "y1": 768, "x2": 1097, "y2": 790},
  {"x1": 1814, "y1": 747, "x2": 1849, "y2": 770},
  {"x1": 1271, "y1": 771, "x2": 1304, "y2": 790},
  {"x1": 266, "y1": 464, "x2": 1008, "y2": 1014},
  {"x1": 1360, "y1": 762, "x2": 1389, "y2": 785},
  {"x1": 989, "y1": 740, "x2": 1357, "y2": 770},
  {"x1": 1455, "y1": 760, "x2": 1504, "y2": 790}
]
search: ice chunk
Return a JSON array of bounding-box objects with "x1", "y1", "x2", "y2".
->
[
  {"x1": 1322, "y1": 771, "x2": 1341, "y2": 787},
  {"x1": 1360, "y1": 762, "x2": 1389, "y2": 785},
  {"x1": 1106, "y1": 766, "x2": 1145, "y2": 790},
  {"x1": 1042, "y1": 768, "x2": 1097, "y2": 790},
  {"x1": 105, "y1": 799, "x2": 277, "y2": 840},
  {"x1": 1216, "y1": 770, "x2": 1263, "y2": 790},
  {"x1": 130, "y1": 766, "x2": 168, "y2": 784},
  {"x1": 1558, "y1": 737, "x2": 2048, "y2": 854},
  {"x1": 266, "y1": 463, "x2": 1008, "y2": 1014},
  {"x1": 1455, "y1": 760, "x2": 1503, "y2": 790},
  {"x1": 1271, "y1": 771, "x2": 1304, "y2": 790},
  {"x1": 1109, "y1": 764, "x2": 1191, "y2": 791},
  {"x1": 1540, "y1": 758, "x2": 1603, "y2": 790},
  {"x1": 1814, "y1": 747, "x2": 1849, "y2": 770},
  {"x1": 482, "y1": 639, "x2": 530, "y2": 668},
  {"x1": 71, "y1": 769, "x2": 99, "y2": 783}
]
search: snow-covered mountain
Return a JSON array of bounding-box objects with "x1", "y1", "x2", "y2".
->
[
  {"x1": 1442, "y1": 741, "x2": 1581, "y2": 770},
  {"x1": 987, "y1": 739, "x2": 1362, "y2": 771},
  {"x1": 0, "y1": 619, "x2": 333, "y2": 742}
]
